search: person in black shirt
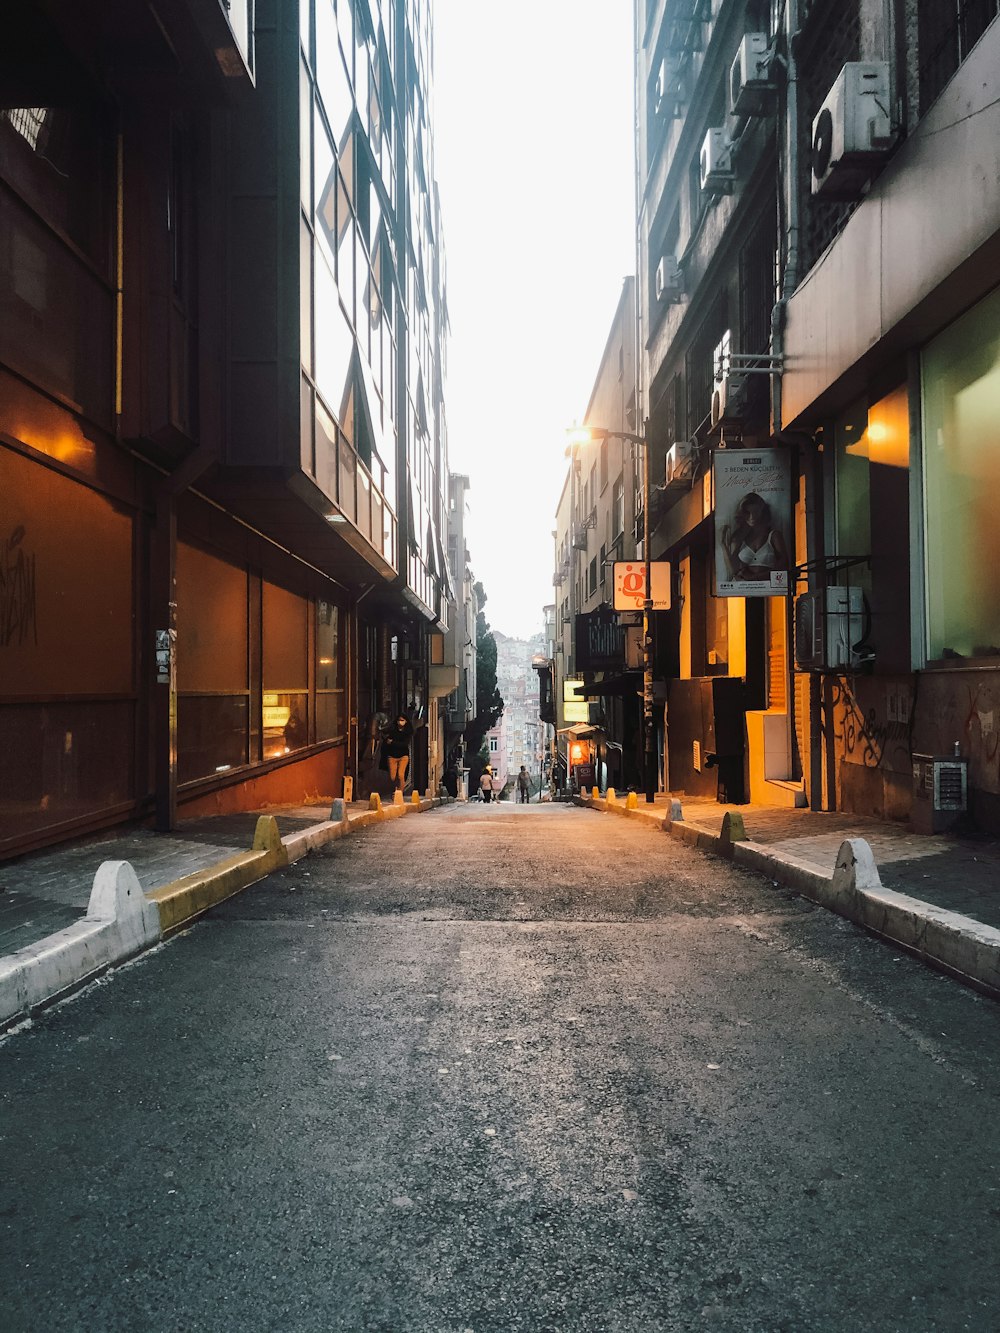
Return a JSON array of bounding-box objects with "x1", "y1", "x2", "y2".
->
[{"x1": 382, "y1": 713, "x2": 414, "y2": 793}]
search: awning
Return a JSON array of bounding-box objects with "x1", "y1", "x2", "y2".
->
[{"x1": 557, "y1": 722, "x2": 601, "y2": 739}]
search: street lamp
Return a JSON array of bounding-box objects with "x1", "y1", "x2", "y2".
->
[{"x1": 566, "y1": 422, "x2": 657, "y2": 804}]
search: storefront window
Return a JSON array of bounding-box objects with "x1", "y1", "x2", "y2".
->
[
  {"x1": 263, "y1": 581, "x2": 309, "y2": 757},
  {"x1": 922, "y1": 285, "x2": 1000, "y2": 660}
]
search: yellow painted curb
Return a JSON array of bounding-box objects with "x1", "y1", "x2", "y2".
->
[{"x1": 148, "y1": 846, "x2": 287, "y2": 935}]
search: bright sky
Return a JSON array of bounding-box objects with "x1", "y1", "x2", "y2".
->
[{"x1": 433, "y1": 2, "x2": 636, "y2": 640}]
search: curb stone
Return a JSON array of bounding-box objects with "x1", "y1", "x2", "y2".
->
[
  {"x1": 0, "y1": 797, "x2": 453, "y2": 1031},
  {"x1": 575, "y1": 794, "x2": 1000, "y2": 998}
]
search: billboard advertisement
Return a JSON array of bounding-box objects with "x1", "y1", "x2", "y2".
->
[{"x1": 714, "y1": 449, "x2": 792, "y2": 597}]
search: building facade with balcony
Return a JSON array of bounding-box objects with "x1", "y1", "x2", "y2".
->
[
  {"x1": 1, "y1": 0, "x2": 455, "y2": 858},
  {"x1": 636, "y1": 0, "x2": 1000, "y2": 828}
]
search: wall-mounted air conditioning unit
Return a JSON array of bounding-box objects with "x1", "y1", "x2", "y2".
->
[
  {"x1": 729, "y1": 33, "x2": 772, "y2": 116},
  {"x1": 699, "y1": 127, "x2": 734, "y2": 193},
  {"x1": 655, "y1": 56, "x2": 683, "y2": 118},
  {"x1": 655, "y1": 254, "x2": 683, "y2": 302},
  {"x1": 811, "y1": 62, "x2": 892, "y2": 197},
  {"x1": 710, "y1": 373, "x2": 745, "y2": 428},
  {"x1": 794, "y1": 586, "x2": 866, "y2": 670},
  {"x1": 665, "y1": 439, "x2": 697, "y2": 488}
]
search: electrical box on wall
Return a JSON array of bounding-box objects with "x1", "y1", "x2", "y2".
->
[{"x1": 811, "y1": 62, "x2": 892, "y2": 197}]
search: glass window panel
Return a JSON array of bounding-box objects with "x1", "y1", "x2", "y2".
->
[
  {"x1": 357, "y1": 463, "x2": 372, "y2": 541},
  {"x1": 316, "y1": 5, "x2": 354, "y2": 151},
  {"x1": 337, "y1": 0, "x2": 354, "y2": 75},
  {"x1": 177, "y1": 543, "x2": 248, "y2": 692},
  {"x1": 263, "y1": 691, "x2": 308, "y2": 759},
  {"x1": 315, "y1": 690, "x2": 345, "y2": 741},
  {"x1": 371, "y1": 489, "x2": 383, "y2": 557},
  {"x1": 922, "y1": 285, "x2": 1000, "y2": 659},
  {"x1": 178, "y1": 696, "x2": 249, "y2": 784},
  {"x1": 316, "y1": 600, "x2": 341, "y2": 688},
  {"x1": 0, "y1": 700, "x2": 135, "y2": 845},
  {"x1": 300, "y1": 215, "x2": 313, "y2": 374},
  {"x1": 300, "y1": 0, "x2": 312, "y2": 59},
  {"x1": 314, "y1": 246, "x2": 354, "y2": 421},
  {"x1": 300, "y1": 60, "x2": 312, "y2": 210},
  {"x1": 263, "y1": 581, "x2": 309, "y2": 691},
  {"x1": 339, "y1": 434, "x2": 357, "y2": 522},
  {"x1": 315, "y1": 396, "x2": 338, "y2": 502},
  {"x1": 301, "y1": 374, "x2": 315, "y2": 474},
  {"x1": 337, "y1": 187, "x2": 355, "y2": 322},
  {"x1": 2, "y1": 450, "x2": 133, "y2": 696}
]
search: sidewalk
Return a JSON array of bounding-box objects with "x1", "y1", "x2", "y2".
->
[
  {"x1": 574, "y1": 788, "x2": 1000, "y2": 997},
  {"x1": 0, "y1": 793, "x2": 442, "y2": 1031}
]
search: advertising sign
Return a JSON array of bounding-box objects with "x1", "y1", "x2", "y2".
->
[
  {"x1": 562, "y1": 678, "x2": 590, "y2": 724},
  {"x1": 613, "y1": 561, "x2": 672, "y2": 611},
  {"x1": 713, "y1": 448, "x2": 792, "y2": 597},
  {"x1": 575, "y1": 607, "x2": 626, "y2": 671}
]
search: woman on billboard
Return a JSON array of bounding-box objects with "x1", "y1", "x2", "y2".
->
[{"x1": 721, "y1": 491, "x2": 790, "y2": 582}]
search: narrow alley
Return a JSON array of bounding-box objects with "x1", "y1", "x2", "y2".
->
[{"x1": 3, "y1": 803, "x2": 1000, "y2": 1333}]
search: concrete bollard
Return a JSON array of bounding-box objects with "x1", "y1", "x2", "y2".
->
[
  {"x1": 330, "y1": 797, "x2": 348, "y2": 823},
  {"x1": 88, "y1": 860, "x2": 161, "y2": 954},
  {"x1": 606, "y1": 788, "x2": 618, "y2": 805},
  {"x1": 720, "y1": 811, "x2": 747, "y2": 851},
  {"x1": 393, "y1": 790, "x2": 405, "y2": 807},
  {"x1": 251, "y1": 815, "x2": 283, "y2": 854},
  {"x1": 626, "y1": 791, "x2": 638, "y2": 811},
  {"x1": 592, "y1": 786, "x2": 600, "y2": 801},
  {"x1": 832, "y1": 838, "x2": 883, "y2": 894},
  {"x1": 369, "y1": 793, "x2": 382, "y2": 813},
  {"x1": 668, "y1": 797, "x2": 684, "y2": 822},
  {"x1": 411, "y1": 790, "x2": 421, "y2": 806}
]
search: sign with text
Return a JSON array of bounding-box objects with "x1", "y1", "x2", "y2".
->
[
  {"x1": 562, "y1": 678, "x2": 590, "y2": 724},
  {"x1": 613, "y1": 561, "x2": 672, "y2": 611},
  {"x1": 575, "y1": 607, "x2": 626, "y2": 672},
  {"x1": 713, "y1": 449, "x2": 792, "y2": 597}
]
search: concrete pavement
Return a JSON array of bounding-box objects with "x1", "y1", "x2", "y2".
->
[
  {"x1": 575, "y1": 789, "x2": 1000, "y2": 998},
  {"x1": 0, "y1": 792, "x2": 445, "y2": 1031},
  {"x1": 2, "y1": 783, "x2": 999, "y2": 1031}
]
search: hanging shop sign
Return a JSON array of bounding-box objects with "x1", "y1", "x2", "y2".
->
[
  {"x1": 713, "y1": 448, "x2": 792, "y2": 597},
  {"x1": 612, "y1": 561, "x2": 672, "y2": 611},
  {"x1": 575, "y1": 606, "x2": 626, "y2": 671},
  {"x1": 562, "y1": 677, "x2": 591, "y2": 723}
]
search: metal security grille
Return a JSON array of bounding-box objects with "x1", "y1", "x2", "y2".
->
[
  {"x1": 797, "y1": 0, "x2": 862, "y2": 276},
  {"x1": 918, "y1": 0, "x2": 1000, "y2": 111}
]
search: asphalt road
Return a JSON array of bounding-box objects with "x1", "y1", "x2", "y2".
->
[{"x1": 4, "y1": 803, "x2": 1000, "y2": 1333}]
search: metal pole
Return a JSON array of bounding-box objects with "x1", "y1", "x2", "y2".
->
[{"x1": 642, "y1": 427, "x2": 656, "y2": 803}]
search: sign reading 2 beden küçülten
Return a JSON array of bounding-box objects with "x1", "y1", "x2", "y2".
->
[{"x1": 613, "y1": 561, "x2": 672, "y2": 611}]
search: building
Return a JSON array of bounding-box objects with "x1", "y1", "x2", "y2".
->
[
  {"x1": 493, "y1": 632, "x2": 545, "y2": 794},
  {"x1": 634, "y1": 0, "x2": 1000, "y2": 830},
  {"x1": 1, "y1": 0, "x2": 460, "y2": 858},
  {"x1": 549, "y1": 279, "x2": 648, "y2": 792},
  {"x1": 442, "y1": 473, "x2": 479, "y2": 795}
]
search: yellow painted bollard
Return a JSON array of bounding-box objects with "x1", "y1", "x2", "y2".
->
[
  {"x1": 720, "y1": 810, "x2": 747, "y2": 851},
  {"x1": 625, "y1": 791, "x2": 638, "y2": 811},
  {"x1": 251, "y1": 815, "x2": 282, "y2": 854},
  {"x1": 606, "y1": 788, "x2": 618, "y2": 805},
  {"x1": 411, "y1": 790, "x2": 421, "y2": 806},
  {"x1": 592, "y1": 786, "x2": 600, "y2": 801},
  {"x1": 393, "y1": 789, "x2": 405, "y2": 807},
  {"x1": 369, "y1": 793, "x2": 382, "y2": 812}
]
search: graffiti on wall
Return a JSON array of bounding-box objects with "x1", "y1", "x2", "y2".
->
[
  {"x1": 1, "y1": 525, "x2": 37, "y2": 648},
  {"x1": 830, "y1": 677, "x2": 913, "y2": 773}
]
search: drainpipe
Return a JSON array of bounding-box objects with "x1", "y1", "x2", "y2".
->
[{"x1": 771, "y1": 0, "x2": 801, "y2": 436}]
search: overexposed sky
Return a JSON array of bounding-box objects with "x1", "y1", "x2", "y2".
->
[{"x1": 433, "y1": 2, "x2": 636, "y2": 640}]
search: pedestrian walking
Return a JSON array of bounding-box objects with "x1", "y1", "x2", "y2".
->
[
  {"x1": 517, "y1": 766, "x2": 531, "y2": 803},
  {"x1": 381, "y1": 712, "x2": 414, "y2": 794},
  {"x1": 479, "y1": 769, "x2": 493, "y2": 803}
]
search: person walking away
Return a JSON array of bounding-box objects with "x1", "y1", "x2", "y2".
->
[
  {"x1": 517, "y1": 766, "x2": 531, "y2": 803},
  {"x1": 479, "y1": 767, "x2": 493, "y2": 803},
  {"x1": 382, "y1": 713, "x2": 414, "y2": 793}
]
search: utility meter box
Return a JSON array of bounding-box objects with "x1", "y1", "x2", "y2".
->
[{"x1": 911, "y1": 753, "x2": 967, "y2": 834}]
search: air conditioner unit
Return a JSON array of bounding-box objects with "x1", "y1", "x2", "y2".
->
[
  {"x1": 699, "y1": 127, "x2": 734, "y2": 193},
  {"x1": 729, "y1": 33, "x2": 772, "y2": 116},
  {"x1": 794, "y1": 586, "x2": 866, "y2": 670},
  {"x1": 710, "y1": 373, "x2": 745, "y2": 428},
  {"x1": 665, "y1": 439, "x2": 696, "y2": 488},
  {"x1": 655, "y1": 254, "x2": 683, "y2": 302},
  {"x1": 811, "y1": 62, "x2": 892, "y2": 197},
  {"x1": 571, "y1": 525, "x2": 588, "y2": 550},
  {"x1": 655, "y1": 56, "x2": 682, "y2": 118}
]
